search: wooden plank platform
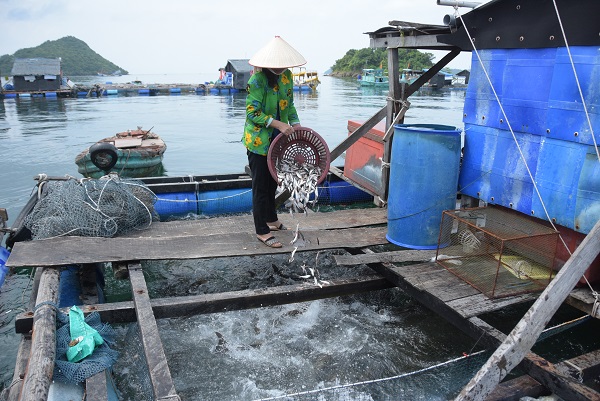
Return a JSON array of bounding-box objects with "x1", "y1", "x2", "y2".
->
[{"x1": 7, "y1": 209, "x2": 387, "y2": 267}]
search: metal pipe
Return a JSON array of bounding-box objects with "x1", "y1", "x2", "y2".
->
[{"x1": 437, "y1": 0, "x2": 481, "y2": 8}]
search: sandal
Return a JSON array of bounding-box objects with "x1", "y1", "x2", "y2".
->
[
  {"x1": 268, "y1": 223, "x2": 288, "y2": 231},
  {"x1": 258, "y1": 236, "x2": 283, "y2": 248}
]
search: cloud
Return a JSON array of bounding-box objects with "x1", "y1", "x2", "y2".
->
[
  {"x1": 0, "y1": 0, "x2": 473, "y2": 74},
  {"x1": 3, "y1": 0, "x2": 67, "y2": 21}
]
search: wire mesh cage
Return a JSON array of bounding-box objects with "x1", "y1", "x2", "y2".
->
[
  {"x1": 435, "y1": 207, "x2": 559, "y2": 299},
  {"x1": 267, "y1": 126, "x2": 330, "y2": 184}
]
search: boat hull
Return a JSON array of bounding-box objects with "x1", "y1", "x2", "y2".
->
[{"x1": 75, "y1": 129, "x2": 166, "y2": 178}]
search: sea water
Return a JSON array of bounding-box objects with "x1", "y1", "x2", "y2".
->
[{"x1": 0, "y1": 75, "x2": 477, "y2": 398}]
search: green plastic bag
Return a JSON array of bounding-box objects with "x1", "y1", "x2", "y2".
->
[{"x1": 66, "y1": 305, "x2": 104, "y2": 363}]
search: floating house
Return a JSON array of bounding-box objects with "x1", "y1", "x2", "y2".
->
[
  {"x1": 10, "y1": 58, "x2": 62, "y2": 92},
  {"x1": 223, "y1": 59, "x2": 253, "y2": 90}
]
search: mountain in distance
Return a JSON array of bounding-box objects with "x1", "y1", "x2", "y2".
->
[{"x1": 0, "y1": 36, "x2": 128, "y2": 77}]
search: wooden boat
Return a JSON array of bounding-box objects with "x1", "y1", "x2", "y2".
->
[
  {"x1": 358, "y1": 68, "x2": 389, "y2": 86},
  {"x1": 291, "y1": 66, "x2": 320, "y2": 91},
  {"x1": 74, "y1": 127, "x2": 166, "y2": 178}
]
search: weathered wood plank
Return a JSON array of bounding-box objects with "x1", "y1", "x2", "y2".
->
[
  {"x1": 6, "y1": 334, "x2": 31, "y2": 401},
  {"x1": 486, "y1": 375, "x2": 545, "y2": 401},
  {"x1": 334, "y1": 249, "x2": 438, "y2": 265},
  {"x1": 7, "y1": 226, "x2": 388, "y2": 267},
  {"x1": 85, "y1": 371, "x2": 108, "y2": 401},
  {"x1": 128, "y1": 263, "x2": 180, "y2": 401},
  {"x1": 456, "y1": 218, "x2": 600, "y2": 401},
  {"x1": 447, "y1": 293, "x2": 539, "y2": 318},
  {"x1": 557, "y1": 348, "x2": 600, "y2": 383},
  {"x1": 15, "y1": 275, "x2": 393, "y2": 332},
  {"x1": 565, "y1": 287, "x2": 600, "y2": 319},
  {"x1": 20, "y1": 267, "x2": 60, "y2": 401},
  {"x1": 329, "y1": 106, "x2": 388, "y2": 161},
  {"x1": 119, "y1": 208, "x2": 387, "y2": 239}
]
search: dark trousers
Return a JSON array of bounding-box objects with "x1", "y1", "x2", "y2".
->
[{"x1": 247, "y1": 150, "x2": 278, "y2": 235}]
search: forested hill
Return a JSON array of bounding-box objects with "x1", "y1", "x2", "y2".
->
[
  {"x1": 0, "y1": 36, "x2": 128, "y2": 77},
  {"x1": 330, "y1": 48, "x2": 435, "y2": 76}
]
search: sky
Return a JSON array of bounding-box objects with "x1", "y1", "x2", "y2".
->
[{"x1": 0, "y1": 0, "x2": 473, "y2": 76}]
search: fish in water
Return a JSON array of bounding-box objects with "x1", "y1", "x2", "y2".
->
[{"x1": 215, "y1": 331, "x2": 228, "y2": 353}]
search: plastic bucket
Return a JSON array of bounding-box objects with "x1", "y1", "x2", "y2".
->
[{"x1": 386, "y1": 124, "x2": 462, "y2": 249}]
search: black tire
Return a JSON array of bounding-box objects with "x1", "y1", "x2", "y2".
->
[{"x1": 89, "y1": 142, "x2": 119, "y2": 171}]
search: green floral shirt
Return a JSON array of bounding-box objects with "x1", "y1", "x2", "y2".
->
[{"x1": 242, "y1": 69, "x2": 300, "y2": 155}]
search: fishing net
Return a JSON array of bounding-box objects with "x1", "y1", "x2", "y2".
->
[
  {"x1": 24, "y1": 175, "x2": 157, "y2": 239},
  {"x1": 54, "y1": 308, "x2": 119, "y2": 383}
]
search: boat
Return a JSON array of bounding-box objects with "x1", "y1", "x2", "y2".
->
[
  {"x1": 2, "y1": 0, "x2": 600, "y2": 398},
  {"x1": 358, "y1": 68, "x2": 389, "y2": 86},
  {"x1": 74, "y1": 127, "x2": 166, "y2": 178},
  {"x1": 291, "y1": 66, "x2": 320, "y2": 91}
]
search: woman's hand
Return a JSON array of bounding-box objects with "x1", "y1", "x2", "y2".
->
[{"x1": 272, "y1": 120, "x2": 294, "y2": 136}]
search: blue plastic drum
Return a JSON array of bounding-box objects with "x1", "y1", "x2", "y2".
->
[{"x1": 386, "y1": 124, "x2": 462, "y2": 249}]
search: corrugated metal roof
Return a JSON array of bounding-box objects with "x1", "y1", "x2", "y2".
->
[
  {"x1": 11, "y1": 58, "x2": 61, "y2": 76},
  {"x1": 226, "y1": 59, "x2": 252, "y2": 73}
]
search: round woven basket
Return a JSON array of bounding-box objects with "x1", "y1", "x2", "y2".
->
[{"x1": 267, "y1": 126, "x2": 330, "y2": 184}]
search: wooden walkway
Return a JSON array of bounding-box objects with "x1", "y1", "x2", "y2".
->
[{"x1": 7, "y1": 207, "x2": 600, "y2": 401}]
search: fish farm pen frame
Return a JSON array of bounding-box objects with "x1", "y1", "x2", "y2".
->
[{"x1": 4, "y1": 1, "x2": 600, "y2": 400}]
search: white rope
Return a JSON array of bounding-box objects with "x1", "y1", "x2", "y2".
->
[
  {"x1": 455, "y1": 6, "x2": 599, "y2": 299},
  {"x1": 254, "y1": 349, "x2": 489, "y2": 401},
  {"x1": 552, "y1": 0, "x2": 599, "y2": 162},
  {"x1": 156, "y1": 189, "x2": 253, "y2": 203}
]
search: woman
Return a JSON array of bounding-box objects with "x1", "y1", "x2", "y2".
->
[{"x1": 243, "y1": 36, "x2": 306, "y2": 248}]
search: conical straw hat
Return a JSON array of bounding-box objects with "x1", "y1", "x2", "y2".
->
[{"x1": 249, "y1": 36, "x2": 307, "y2": 68}]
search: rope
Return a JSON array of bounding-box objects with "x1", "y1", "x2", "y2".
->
[
  {"x1": 0, "y1": 377, "x2": 23, "y2": 401},
  {"x1": 454, "y1": 6, "x2": 599, "y2": 300},
  {"x1": 551, "y1": 0, "x2": 599, "y2": 163},
  {"x1": 156, "y1": 189, "x2": 253, "y2": 203},
  {"x1": 254, "y1": 349, "x2": 489, "y2": 401}
]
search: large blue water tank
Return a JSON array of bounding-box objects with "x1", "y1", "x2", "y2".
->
[{"x1": 386, "y1": 124, "x2": 462, "y2": 249}]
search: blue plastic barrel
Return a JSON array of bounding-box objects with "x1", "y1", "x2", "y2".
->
[
  {"x1": 325, "y1": 181, "x2": 372, "y2": 204},
  {"x1": 138, "y1": 89, "x2": 150, "y2": 95},
  {"x1": 154, "y1": 192, "x2": 198, "y2": 217},
  {"x1": 45, "y1": 92, "x2": 57, "y2": 98},
  {"x1": 197, "y1": 188, "x2": 252, "y2": 215},
  {"x1": 170, "y1": 88, "x2": 181, "y2": 94},
  {"x1": 106, "y1": 89, "x2": 119, "y2": 95},
  {"x1": 386, "y1": 124, "x2": 462, "y2": 249},
  {"x1": 0, "y1": 247, "x2": 10, "y2": 291}
]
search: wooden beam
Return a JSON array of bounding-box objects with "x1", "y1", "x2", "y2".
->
[
  {"x1": 329, "y1": 106, "x2": 388, "y2": 162},
  {"x1": 8, "y1": 223, "x2": 389, "y2": 268},
  {"x1": 486, "y1": 375, "x2": 546, "y2": 401},
  {"x1": 15, "y1": 275, "x2": 393, "y2": 331},
  {"x1": 370, "y1": 35, "x2": 459, "y2": 50},
  {"x1": 19, "y1": 267, "x2": 60, "y2": 401},
  {"x1": 405, "y1": 48, "x2": 461, "y2": 97},
  {"x1": 557, "y1": 349, "x2": 600, "y2": 383},
  {"x1": 334, "y1": 249, "x2": 438, "y2": 266},
  {"x1": 6, "y1": 334, "x2": 31, "y2": 401},
  {"x1": 456, "y1": 219, "x2": 600, "y2": 401},
  {"x1": 85, "y1": 371, "x2": 109, "y2": 401},
  {"x1": 128, "y1": 262, "x2": 180, "y2": 401},
  {"x1": 565, "y1": 287, "x2": 600, "y2": 319}
]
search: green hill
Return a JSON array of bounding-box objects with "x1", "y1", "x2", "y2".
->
[{"x1": 0, "y1": 36, "x2": 128, "y2": 77}]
